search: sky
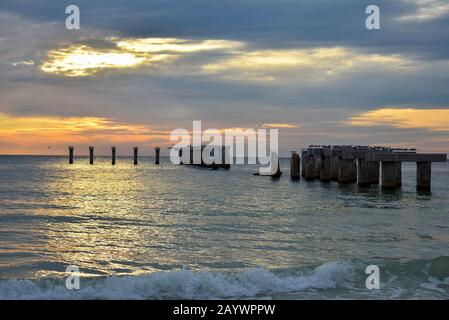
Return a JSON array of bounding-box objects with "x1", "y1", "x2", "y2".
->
[{"x1": 0, "y1": 0, "x2": 448, "y2": 155}]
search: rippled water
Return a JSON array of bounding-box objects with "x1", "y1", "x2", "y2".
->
[{"x1": 0, "y1": 156, "x2": 448, "y2": 299}]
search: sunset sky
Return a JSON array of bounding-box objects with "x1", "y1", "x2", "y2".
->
[{"x1": 0, "y1": 0, "x2": 448, "y2": 155}]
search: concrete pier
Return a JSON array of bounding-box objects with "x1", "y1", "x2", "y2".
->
[
  {"x1": 381, "y1": 161, "x2": 397, "y2": 190},
  {"x1": 133, "y1": 147, "x2": 138, "y2": 165},
  {"x1": 68, "y1": 146, "x2": 74, "y2": 164},
  {"x1": 304, "y1": 153, "x2": 315, "y2": 181},
  {"x1": 320, "y1": 154, "x2": 331, "y2": 182},
  {"x1": 417, "y1": 161, "x2": 431, "y2": 191},
  {"x1": 89, "y1": 146, "x2": 94, "y2": 165},
  {"x1": 395, "y1": 162, "x2": 402, "y2": 187},
  {"x1": 350, "y1": 160, "x2": 358, "y2": 182},
  {"x1": 111, "y1": 147, "x2": 116, "y2": 165},
  {"x1": 290, "y1": 152, "x2": 300, "y2": 180},
  {"x1": 155, "y1": 147, "x2": 160, "y2": 165},
  {"x1": 314, "y1": 151, "x2": 321, "y2": 179},
  {"x1": 338, "y1": 158, "x2": 353, "y2": 184},
  {"x1": 370, "y1": 161, "x2": 380, "y2": 184},
  {"x1": 357, "y1": 159, "x2": 371, "y2": 187},
  {"x1": 301, "y1": 150, "x2": 306, "y2": 177},
  {"x1": 330, "y1": 155, "x2": 339, "y2": 181}
]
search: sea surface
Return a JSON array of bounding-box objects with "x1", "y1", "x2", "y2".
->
[{"x1": 0, "y1": 155, "x2": 448, "y2": 299}]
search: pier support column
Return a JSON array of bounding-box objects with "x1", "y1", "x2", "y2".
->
[
  {"x1": 350, "y1": 160, "x2": 358, "y2": 183},
  {"x1": 416, "y1": 161, "x2": 431, "y2": 191},
  {"x1": 301, "y1": 150, "x2": 306, "y2": 177},
  {"x1": 314, "y1": 152, "x2": 321, "y2": 178},
  {"x1": 357, "y1": 159, "x2": 371, "y2": 187},
  {"x1": 305, "y1": 153, "x2": 315, "y2": 181},
  {"x1": 111, "y1": 147, "x2": 116, "y2": 165},
  {"x1": 395, "y1": 162, "x2": 402, "y2": 187},
  {"x1": 381, "y1": 161, "x2": 396, "y2": 190},
  {"x1": 330, "y1": 155, "x2": 339, "y2": 181},
  {"x1": 338, "y1": 158, "x2": 352, "y2": 184},
  {"x1": 68, "y1": 146, "x2": 74, "y2": 164},
  {"x1": 370, "y1": 161, "x2": 380, "y2": 184},
  {"x1": 133, "y1": 147, "x2": 138, "y2": 165},
  {"x1": 320, "y1": 155, "x2": 331, "y2": 182},
  {"x1": 89, "y1": 146, "x2": 94, "y2": 165},
  {"x1": 290, "y1": 152, "x2": 300, "y2": 180},
  {"x1": 155, "y1": 147, "x2": 160, "y2": 165}
]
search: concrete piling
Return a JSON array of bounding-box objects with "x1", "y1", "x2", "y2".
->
[
  {"x1": 338, "y1": 158, "x2": 352, "y2": 184},
  {"x1": 381, "y1": 161, "x2": 397, "y2": 190},
  {"x1": 89, "y1": 146, "x2": 94, "y2": 165},
  {"x1": 290, "y1": 152, "x2": 300, "y2": 180},
  {"x1": 357, "y1": 159, "x2": 371, "y2": 187},
  {"x1": 320, "y1": 154, "x2": 331, "y2": 182},
  {"x1": 68, "y1": 146, "x2": 74, "y2": 164},
  {"x1": 301, "y1": 150, "x2": 306, "y2": 177},
  {"x1": 330, "y1": 155, "x2": 339, "y2": 181},
  {"x1": 350, "y1": 160, "x2": 358, "y2": 182},
  {"x1": 314, "y1": 151, "x2": 321, "y2": 179},
  {"x1": 133, "y1": 147, "x2": 138, "y2": 165},
  {"x1": 305, "y1": 153, "x2": 315, "y2": 181},
  {"x1": 370, "y1": 161, "x2": 380, "y2": 184},
  {"x1": 111, "y1": 147, "x2": 116, "y2": 165},
  {"x1": 395, "y1": 162, "x2": 402, "y2": 187},
  {"x1": 155, "y1": 147, "x2": 160, "y2": 165},
  {"x1": 416, "y1": 161, "x2": 431, "y2": 191}
]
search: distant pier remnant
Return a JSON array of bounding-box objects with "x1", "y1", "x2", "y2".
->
[
  {"x1": 417, "y1": 161, "x2": 431, "y2": 191},
  {"x1": 370, "y1": 161, "x2": 380, "y2": 184},
  {"x1": 330, "y1": 155, "x2": 339, "y2": 181},
  {"x1": 155, "y1": 147, "x2": 160, "y2": 165},
  {"x1": 111, "y1": 147, "x2": 116, "y2": 165},
  {"x1": 301, "y1": 150, "x2": 306, "y2": 177},
  {"x1": 338, "y1": 158, "x2": 353, "y2": 184},
  {"x1": 304, "y1": 152, "x2": 315, "y2": 181},
  {"x1": 395, "y1": 162, "x2": 402, "y2": 187},
  {"x1": 381, "y1": 161, "x2": 397, "y2": 190},
  {"x1": 89, "y1": 146, "x2": 94, "y2": 165},
  {"x1": 68, "y1": 146, "x2": 74, "y2": 164},
  {"x1": 357, "y1": 159, "x2": 371, "y2": 187},
  {"x1": 320, "y1": 150, "x2": 332, "y2": 182},
  {"x1": 133, "y1": 147, "x2": 138, "y2": 165},
  {"x1": 290, "y1": 152, "x2": 300, "y2": 180}
]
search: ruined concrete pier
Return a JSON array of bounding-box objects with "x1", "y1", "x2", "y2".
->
[
  {"x1": 89, "y1": 146, "x2": 94, "y2": 165},
  {"x1": 133, "y1": 147, "x2": 138, "y2": 165},
  {"x1": 301, "y1": 150, "x2": 306, "y2": 177},
  {"x1": 155, "y1": 147, "x2": 160, "y2": 165},
  {"x1": 381, "y1": 161, "x2": 397, "y2": 190},
  {"x1": 357, "y1": 159, "x2": 371, "y2": 187},
  {"x1": 68, "y1": 146, "x2": 74, "y2": 164},
  {"x1": 330, "y1": 154, "x2": 339, "y2": 181},
  {"x1": 320, "y1": 152, "x2": 331, "y2": 182},
  {"x1": 395, "y1": 162, "x2": 402, "y2": 187},
  {"x1": 338, "y1": 158, "x2": 353, "y2": 184},
  {"x1": 370, "y1": 161, "x2": 380, "y2": 184},
  {"x1": 304, "y1": 153, "x2": 315, "y2": 181},
  {"x1": 417, "y1": 161, "x2": 431, "y2": 191},
  {"x1": 111, "y1": 147, "x2": 116, "y2": 165},
  {"x1": 290, "y1": 152, "x2": 300, "y2": 180}
]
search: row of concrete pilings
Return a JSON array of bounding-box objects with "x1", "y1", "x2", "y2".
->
[
  {"x1": 289, "y1": 146, "x2": 447, "y2": 191},
  {"x1": 68, "y1": 146, "x2": 161, "y2": 165}
]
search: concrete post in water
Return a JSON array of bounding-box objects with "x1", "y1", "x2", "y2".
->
[
  {"x1": 370, "y1": 161, "x2": 380, "y2": 184},
  {"x1": 133, "y1": 147, "x2": 138, "y2": 165},
  {"x1": 338, "y1": 158, "x2": 352, "y2": 184},
  {"x1": 301, "y1": 150, "x2": 306, "y2": 177},
  {"x1": 290, "y1": 152, "x2": 300, "y2": 180},
  {"x1": 314, "y1": 150, "x2": 321, "y2": 178},
  {"x1": 395, "y1": 162, "x2": 402, "y2": 187},
  {"x1": 68, "y1": 146, "x2": 74, "y2": 164},
  {"x1": 350, "y1": 160, "x2": 358, "y2": 182},
  {"x1": 304, "y1": 153, "x2": 315, "y2": 181},
  {"x1": 357, "y1": 159, "x2": 371, "y2": 187},
  {"x1": 155, "y1": 147, "x2": 160, "y2": 165},
  {"x1": 330, "y1": 155, "x2": 339, "y2": 181},
  {"x1": 89, "y1": 146, "x2": 94, "y2": 165},
  {"x1": 111, "y1": 147, "x2": 116, "y2": 165},
  {"x1": 381, "y1": 161, "x2": 396, "y2": 190},
  {"x1": 416, "y1": 161, "x2": 431, "y2": 191},
  {"x1": 320, "y1": 154, "x2": 331, "y2": 182}
]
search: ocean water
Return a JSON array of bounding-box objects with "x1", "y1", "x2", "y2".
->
[{"x1": 0, "y1": 155, "x2": 448, "y2": 299}]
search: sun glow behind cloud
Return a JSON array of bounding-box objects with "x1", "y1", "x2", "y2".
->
[{"x1": 348, "y1": 108, "x2": 449, "y2": 131}]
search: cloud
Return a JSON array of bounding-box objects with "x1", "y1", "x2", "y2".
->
[
  {"x1": 40, "y1": 37, "x2": 243, "y2": 76},
  {"x1": 396, "y1": 0, "x2": 449, "y2": 22},
  {"x1": 347, "y1": 108, "x2": 449, "y2": 131},
  {"x1": 202, "y1": 47, "x2": 409, "y2": 82}
]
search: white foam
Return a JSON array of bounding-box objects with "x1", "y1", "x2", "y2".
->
[{"x1": 0, "y1": 261, "x2": 355, "y2": 300}]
